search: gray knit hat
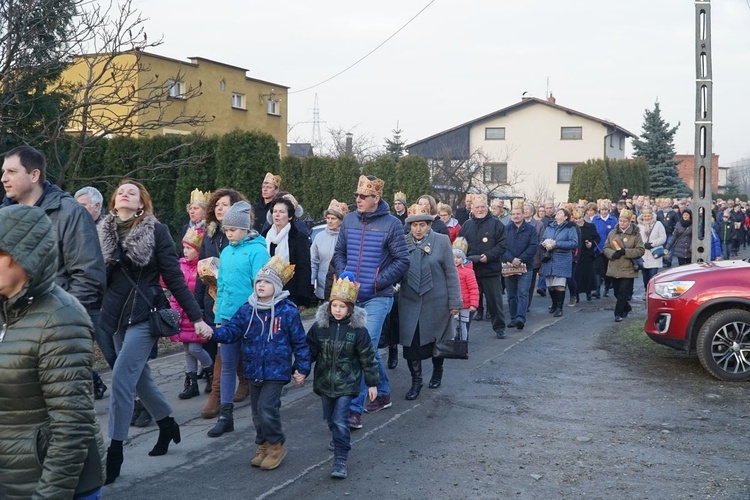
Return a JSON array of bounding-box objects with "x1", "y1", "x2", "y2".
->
[{"x1": 222, "y1": 201, "x2": 252, "y2": 230}]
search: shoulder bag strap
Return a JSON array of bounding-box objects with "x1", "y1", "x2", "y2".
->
[{"x1": 117, "y1": 261, "x2": 156, "y2": 311}]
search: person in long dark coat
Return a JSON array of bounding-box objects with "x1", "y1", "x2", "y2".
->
[
  {"x1": 399, "y1": 204, "x2": 462, "y2": 401},
  {"x1": 572, "y1": 208, "x2": 601, "y2": 302}
]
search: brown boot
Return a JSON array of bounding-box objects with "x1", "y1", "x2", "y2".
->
[
  {"x1": 260, "y1": 442, "x2": 287, "y2": 470},
  {"x1": 233, "y1": 351, "x2": 249, "y2": 402},
  {"x1": 250, "y1": 441, "x2": 268, "y2": 467},
  {"x1": 200, "y1": 352, "x2": 221, "y2": 419}
]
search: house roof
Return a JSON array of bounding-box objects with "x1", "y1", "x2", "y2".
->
[
  {"x1": 406, "y1": 97, "x2": 636, "y2": 149},
  {"x1": 287, "y1": 143, "x2": 314, "y2": 158}
]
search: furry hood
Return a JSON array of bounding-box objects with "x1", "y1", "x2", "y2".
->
[
  {"x1": 315, "y1": 302, "x2": 367, "y2": 329},
  {"x1": 99, "y1": 214, "x2": 157, "y2": 267},
  {"x1": 206, "y1": 220, "x2": 220, "y2": 238}
]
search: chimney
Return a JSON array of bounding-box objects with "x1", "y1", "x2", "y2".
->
[
  {"x1": 547, "y1": 93, "x2": 556, "y2": 104},
  {"x1": 345, "y1": 133, "x2": 353, "y2": 156}
]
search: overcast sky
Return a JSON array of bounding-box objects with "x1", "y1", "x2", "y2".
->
[{"x1": 130, "y1": 0, "x2": 750, "y2": 167}]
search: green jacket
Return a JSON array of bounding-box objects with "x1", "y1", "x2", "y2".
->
[
  {"x1": 307, "y1": 304, "x2": 379, "y2": 398},
  {"x1": 0, "y1": 205, "x2": 105, "y2": 500}
]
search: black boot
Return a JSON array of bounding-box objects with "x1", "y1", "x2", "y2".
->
[
  {"x1": 405, "y1": 360, "x2": 423, "y2": 400},
  {"x1": 93, "y1": 371, "x2": 107, "y2": 400},
  {"x1": 428, "y1": 357, "x2": 444, "y2": 389},
  {"x1": 105, "y1": 440, "x2": 123, "y2": 485},
  {"x1": 178, "y1": 372, "x2": 200, "y2": 400},
  {"x1": 387, "y1": 346, "x2": 398, "y2": 370},
  {"x1": 548, "y1": 295, "x2": 556, "y2": 314},
  {"x1": 203, "y1": 365, "x2": 213, "y2": 394},
  {"x1": 553, "y1": 290, "x2": 564, "y2": 317},
  {"x1": 148, "y1": 416, "x2": 181, "y2": 456},
  {"x1": 207, "y1": 403, "x2": 234, "y2": 437}
]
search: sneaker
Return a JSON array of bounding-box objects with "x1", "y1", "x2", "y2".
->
[
  {"x1": 259, "y1": 442, "x2": 286, "y2": 470},
  {"x1": 614, "y1": 315, "x2": 623, "y2": 322},
  {"x1": 536, "y1": 288, "x2": 546, "y2": 297},
  {"x1": 516, "y1": 320, "x2": 525, "y2": 330},
  {"x1": 364, "y1": 394, "x2": 392, "y2": 414},
  {"x1": 347, "y1": 411, "x2": 362, "y2": 430},
  {"x1": 496, "y1": 330, "x2": 507, "y2": 339},
  {"x1": 331, "y1": 458, "x2": 347, "y2": 479}
]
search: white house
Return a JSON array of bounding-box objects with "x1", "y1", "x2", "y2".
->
[{"x1": 406, "y1": 96, "x2": 635, "y2": 203}]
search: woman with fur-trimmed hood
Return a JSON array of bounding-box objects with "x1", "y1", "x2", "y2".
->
[{"x1": 98, "y1": 179, "x2": 212, "y2": 485}]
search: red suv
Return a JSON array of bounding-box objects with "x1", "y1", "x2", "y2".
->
[{"x1": 644, "y1": 260, "x2": 750, "y2": 381}]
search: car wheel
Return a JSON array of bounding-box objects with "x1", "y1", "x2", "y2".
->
[{"x1": 696, "y1": 308, "x2": 750, "y2": 381}]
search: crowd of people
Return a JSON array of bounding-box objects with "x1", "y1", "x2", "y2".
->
[{"x1": 2, "y1": 144, "x2": 742, "y2": 497}]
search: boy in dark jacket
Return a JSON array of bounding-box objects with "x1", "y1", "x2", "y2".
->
[
  {"x1": 306, "y1": 273, "x2": 379, "y2": 479},
  {"x1": 202, "y1": 255, "x2": 311, "y2": 471}
]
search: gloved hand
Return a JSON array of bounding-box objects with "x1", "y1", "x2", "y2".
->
[
  {"x1": 644, "y1": 242, "x2": 653, "y2": 250},
  {"x1": 611, "y1": 249, "x2": 626, "y2": 260}
]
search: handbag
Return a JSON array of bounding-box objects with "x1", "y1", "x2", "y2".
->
[
  {"x1": 650, "y1": 245, "x2": 665, "y2": 258},
  {"x1": 632, "y1": 257, "x2": 645, "y2": 272},
  {"x1": 433, "y1": 314, "x2": 469, "y2": 360},
  {"x1": 118, "y1": 262, "x2": 180, "y2": 338}
]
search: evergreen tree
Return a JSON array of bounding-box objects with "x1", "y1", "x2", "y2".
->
[
  {"x1": 632, "y1": 101, "x2": 689, "y2": 198},
  {"x1": 384, "y1": 126, "x2": 406, "y2": 162}
]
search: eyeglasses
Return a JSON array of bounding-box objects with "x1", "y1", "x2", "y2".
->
[{"x1": 355, "y1": 193, "x2": 374, "y2": 200}]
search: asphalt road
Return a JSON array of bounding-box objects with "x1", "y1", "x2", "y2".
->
[{"x1": 99, "y1": 283, "x2": 749, "y2": 500}]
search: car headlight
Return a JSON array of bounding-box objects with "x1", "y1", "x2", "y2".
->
[{"x1": 653, "y1": 281, "x2": 695, "y2": 299}]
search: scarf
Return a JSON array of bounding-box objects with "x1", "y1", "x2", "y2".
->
[
  {"x1": 406, "y1": 232, "x2": 434, "y2": 296},
  {"x1": 246, "y1": 289, "x2": 291, "y2": 342},
  {"x1": 265, "y1": 222, "x2": 291, "y2": 261}
]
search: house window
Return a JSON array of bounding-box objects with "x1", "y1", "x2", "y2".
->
[
  {"x1": 267, "y1": 99, "x2": 280, "y2": 116},
  {"x1": 231, "y1": 92, "x2": 245, "y2": 109},
  {"x1": 557, "y1": 163, "x2": 578, "y2": 183},
  {"x1": 483, "y1": 162, "x2": 507, "y2": 183},
  {"x1": 220, "y1": 79, "x2": 226, "y2": 91},
  {"x1": 609, "y1": 135, "x2": 614, "y2": 147},
  {"x1": 168, "y1": 80, "x2": 184, "y2": 99},
  {"x1": 485, "y1": 127, "x2": 506, "y2": 140},
  {"x1": 561, "y1": 126, "x2": 582, "y2": 140},
  {"x1": 619, "y1": 136, "x2": 625, "y2": 150}
]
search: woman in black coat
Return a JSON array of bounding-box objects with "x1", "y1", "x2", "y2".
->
[
  {"x1": 262, "y1": 197, "x2": 313, "y2": 309},
  {"x1": 98, "y1": 179, "x2": 212, "y2": 485},
  {"x1": 572, "y1": 209, "x2": 601, "y2": 302}
]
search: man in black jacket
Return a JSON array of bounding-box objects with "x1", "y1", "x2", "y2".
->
[
  {"x1": 458, "y1": 194, "x2": 508, "y2": 339},
  {"x1": 252, "y1": 172, "x2": 281, "y2": 233}
]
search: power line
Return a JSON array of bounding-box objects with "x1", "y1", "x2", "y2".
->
[{"x1": 289, "y1": 0, "x2": 436, "y2": 95}]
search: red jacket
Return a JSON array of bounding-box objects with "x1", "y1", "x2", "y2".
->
[
  {"x1": 168, "y1": 257, "x2": 205, "y2": 343},
  {"x1": 456, "y1": 261, "x2": 479, "y2": 309}
]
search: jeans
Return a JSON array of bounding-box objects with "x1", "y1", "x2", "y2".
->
[
  {"x1": 505, "y1": 270, "x2": 532, "y2": 324},
  {"x1": 641, "y1": 267, "x2": 659, "y2": 291},
  {"x1": 109, "y1": 321, "x2": 172, "y2": 441},
  {"x1": 250, "y1": 380, "x2": 285, "y2": 445},
  {"x1": 183, "y1": 342, "x2": 212, "y2": 373},
  {"x1": 74, "y1": 488, "x2": 102, "y2": 500},
  {"x1": 537, "y1": 274, "x2": 547, "y2": 292},
  {"x1": 321, "y1": 394, "x2": 353, "y2": 459},
  {"x1": 721, "y1": 242, "x2": 731, "y2": 261},
  {"x1": 350, "y1": 296, "x2": 392, "y2": 415},
  {"x1": 219, "y1": 321, "x2": 241, "y2": 404}
]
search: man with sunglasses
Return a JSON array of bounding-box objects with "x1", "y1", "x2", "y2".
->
[{"x1": 333, "y1": 175, "x2": 409, "y2": 429}]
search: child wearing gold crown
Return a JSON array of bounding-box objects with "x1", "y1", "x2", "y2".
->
[
  {"x1": 201, "y1": 256, "x2": 311, "y2": 471},
  {"x1": 167, "y1": 226, "x2": 214, "y2": 400},
  {"x1": 306, "y1": 272, "x2": 379, "y2": 480}
]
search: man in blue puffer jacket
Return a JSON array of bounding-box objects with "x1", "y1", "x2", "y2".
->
[{"x1": 333, "y1": 175, "x2": 409, "y2": 429}]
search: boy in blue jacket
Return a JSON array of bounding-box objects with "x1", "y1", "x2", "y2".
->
[
  {"x1": 306, "y1": 273, "x2": 379, "y2": 479},
  {"x1": 201, "y1": 256, "x2": 311, "y2": 471}
]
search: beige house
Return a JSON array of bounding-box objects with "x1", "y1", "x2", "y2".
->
[
  {"x1": 61, "y1": 50, "x2": 289, "y2": 155},
  {"x1": 407, "y1": 96, "x2": 635, "y2": 203}
]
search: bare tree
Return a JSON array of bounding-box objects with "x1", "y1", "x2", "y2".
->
[
  {"x1": 428, "y1": 144, "x2": 522, "y2": 206},
  {"x1": 726, "y1": 158, "x2": 750, "y2": 197},
  {"x1": 319, "y1": 126, "x2": 382, "y2": 164},
  {"x1": 527, "y1": 173, "x2": 555, "y2": 204}
]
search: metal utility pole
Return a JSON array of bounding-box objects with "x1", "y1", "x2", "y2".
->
[{"x1": 692, "y1": 1, "x2": 713, "y2": 263}]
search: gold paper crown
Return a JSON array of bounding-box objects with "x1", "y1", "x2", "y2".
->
[
  {"x1": 464, "y1": 194, "x2": 474, "y2": 204},
  {"x1": 356, "y1": 175, "x2": 384, "y2": 197},
  {"x1": 258, "y1": 255, "x2": 295, "y2": 285},
  {"x1": 325, "y1": 199, "x2": 348, "y2": 218},
  {"x1": 189, "y1": 189, "x2": 211, "y2": 207},
  {"x1": 263, "y1": 172, "x2": 282, "y2": 188},
  {"x1": 511, "y1": 199, "x2": 524, "y2": 210},
  {"x1": 182, "y1": 226, "x2": 205, "y2": 250},
  {"x1": 330, "y1": 276, "x2": 360, "y2": 305},
  {"x1": 452, "y1": 236, "x2": 468, "y2": 255},
  {"x1": 619, "y1": 209, "x2": 634, "y2": 221},
  {"x1": 407, "y1": 203, "x2": 431, "y2": 218},
  {"x1": 490, "y1": 197, "x2": 502, "y2": 208},
  {"x1": 394, "y1": 191, "x2": 407, "y2": 203}
]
